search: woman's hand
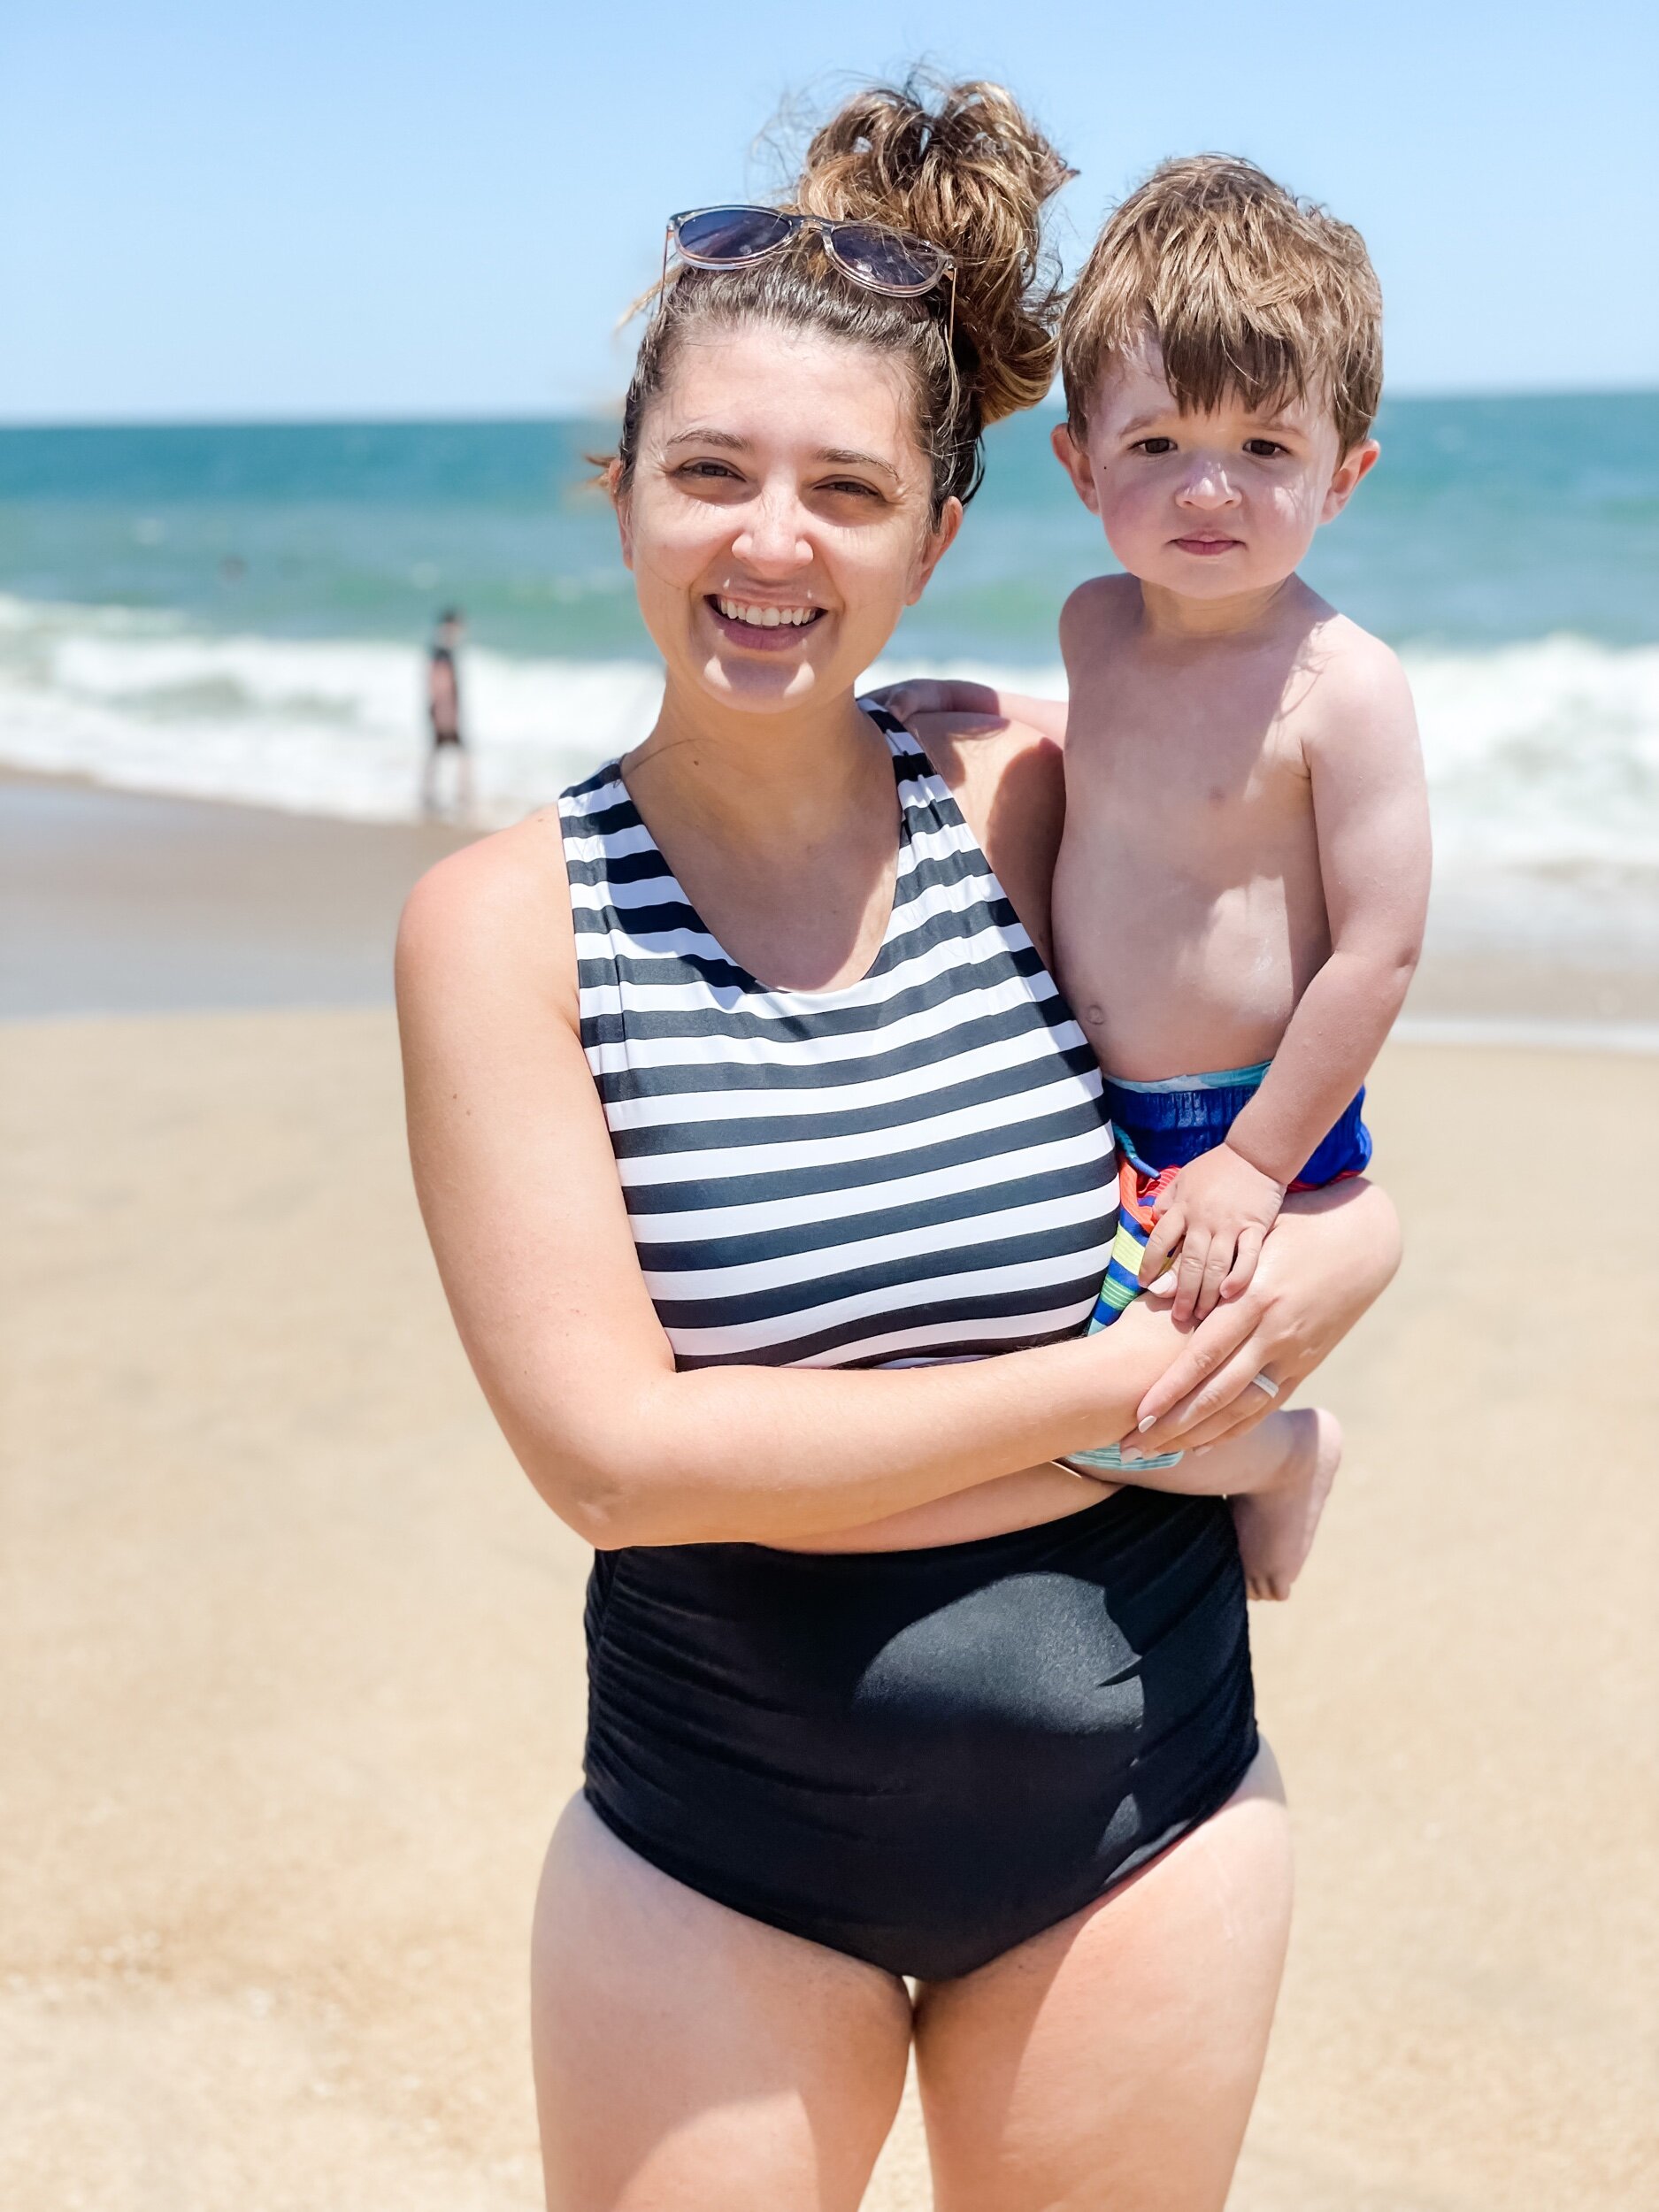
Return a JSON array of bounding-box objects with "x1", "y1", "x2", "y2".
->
[
  {"x1": 1125, "y1": 1179, "x2": 1402, "y2": 1455},
  {"x1": 865, "y1": 679, "x2": 1068, "y2": 747}
]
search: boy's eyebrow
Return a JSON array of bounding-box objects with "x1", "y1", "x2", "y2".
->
[{"x1": 1114, "y1": 403, "x2": 1308, "y2": 436}]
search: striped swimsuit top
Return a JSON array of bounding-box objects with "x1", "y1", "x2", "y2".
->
[{"x1": 557, "y1": 704, "x2": 1119, "y2": 1371}]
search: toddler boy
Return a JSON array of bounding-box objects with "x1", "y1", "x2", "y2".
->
[{"x1": 899, "y1": 157, "x2": 1430, "y2": 1595}]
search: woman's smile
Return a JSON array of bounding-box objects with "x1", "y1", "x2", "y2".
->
[{"x1": 706, "y1": 594, "x2": 829, "y2": 649}]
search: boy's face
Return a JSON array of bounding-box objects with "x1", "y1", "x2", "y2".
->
[{"x1": 1053, "y1": 340, "x2": 1378, "y2": 603}]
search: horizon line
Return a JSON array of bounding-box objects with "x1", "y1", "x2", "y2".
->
[{"x1": 2, "y1": 380, "x2": 1655, "y2": 434}]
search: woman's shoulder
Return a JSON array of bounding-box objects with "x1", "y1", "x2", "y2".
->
[{"x1": 396, "y1": 804, "x2": 580, "y2": 1025}]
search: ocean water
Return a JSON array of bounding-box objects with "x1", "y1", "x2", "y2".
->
[{"x1": 2, "y1": 395, "x2": 1656, "y2": 952}]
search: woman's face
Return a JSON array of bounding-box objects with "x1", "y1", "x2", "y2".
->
[{"x1": 617, "y1": 322, "x2": 962, "y2": 715}]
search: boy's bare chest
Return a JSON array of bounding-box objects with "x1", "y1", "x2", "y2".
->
[{"x1": 1065, "y1": 659, "x2": 1313, "y2": 864}]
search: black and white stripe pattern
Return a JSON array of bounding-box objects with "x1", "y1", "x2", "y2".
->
[{"x1": 558, "y1": 706, "x2": 1118, "y2": 1371}]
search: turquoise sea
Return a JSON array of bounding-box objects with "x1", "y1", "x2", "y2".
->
[{"x1": 2, "y1": 393, "x2": 1656, "y2": 937}]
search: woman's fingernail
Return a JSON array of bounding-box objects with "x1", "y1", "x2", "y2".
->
[
  {"x1": 1119, "y1": 1447, "x2": 1142, "y2": 1463},
  {"x1": 1194, "y1": 1445, "x2": 1212, "y2": 1457},
  {"x1": 1137, "y1": 1415, "x2": 1157, "y2": 1433}
]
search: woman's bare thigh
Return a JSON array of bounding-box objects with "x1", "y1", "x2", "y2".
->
[
  {"x1": 912, "y1": 1745, "x2": 1294, "y2": 2212},
  {"x1": 531, "y1": 1795, "x2": 913, "y2": 2212}
]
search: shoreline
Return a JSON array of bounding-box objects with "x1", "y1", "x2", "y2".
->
[
  {"x1": 0, "y1": 769, "x2": 472, "y2": 1019},
  {"x1": 8, "y1": 764, "x2": 1659, "y2": 1036}
]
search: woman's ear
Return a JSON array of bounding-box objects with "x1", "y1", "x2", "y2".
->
[
  {"x1": 909, "y1": 495, "x2": 964, "y2": 603},
  {"x1": 609, "y1": 461, "x2": 636, "y2": 571},
  {"x1": 1051, "y1": 422, "x2": 1101, "y2": 514}
]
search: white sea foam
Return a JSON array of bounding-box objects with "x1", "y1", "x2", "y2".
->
[
  {"x1": 4, "y1": 592, "x2": 1657, "y2": 889},
  {"x1": 0, "y1": 594, "x2": 663, "y2": 825}
]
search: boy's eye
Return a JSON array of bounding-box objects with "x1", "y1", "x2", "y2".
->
[
  {"x1": 1132, "y1": 437, "x2": 1177, "y2": 456},
  {"x1": 1242, "y1": 439, "x2": 1288, "y2": 458}
]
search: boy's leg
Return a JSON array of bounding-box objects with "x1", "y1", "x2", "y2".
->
[{"x1": 1093, "y1": 1408, "x2": 1342, "y2": 1602}]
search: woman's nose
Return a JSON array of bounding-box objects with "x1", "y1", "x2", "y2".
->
[{"x1": 732, "y1": 490, "x2": 813, "y2": 570}]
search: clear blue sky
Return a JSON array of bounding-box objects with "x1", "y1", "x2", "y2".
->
[{"x1": 4, "y1": 0, "x2": 1654, "y2": 422}]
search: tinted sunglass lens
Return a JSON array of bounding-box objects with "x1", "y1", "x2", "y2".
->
[
  {"x1": 674, "y1": 207, "x2": 795, "y2": 264},
  {"x1": 827, "y1": 225, "x2": 944, "y2": 291}
]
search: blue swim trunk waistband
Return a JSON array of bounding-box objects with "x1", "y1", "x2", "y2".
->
[
  {"x1": 1103, "y1": 1061, "x2": 1274, "y2": 1095},
  {"x1": 1102, "y1": 1064, "x2": 1371, "y2": 1188}
]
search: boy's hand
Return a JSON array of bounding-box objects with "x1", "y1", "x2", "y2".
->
[{"x1": 1138, "y1": 1142, "x2": 1288, "y2": 1326}]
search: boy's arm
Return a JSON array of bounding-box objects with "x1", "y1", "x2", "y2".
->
[
  {"x1": 1142, "y1": 644, "x2": 1430, "y2": 1322},
  {"x1": 1226, "y1": 642, "x2": 1430, "y2": 1184}
]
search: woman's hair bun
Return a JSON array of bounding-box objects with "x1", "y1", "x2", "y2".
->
[{"x1": 794, "y1": 76, "x2": 1073, "y2": 426}]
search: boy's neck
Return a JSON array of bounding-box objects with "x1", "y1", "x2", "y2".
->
[{"x1": 1135, "y1": 572, "x2": 1309, "y2": 642}]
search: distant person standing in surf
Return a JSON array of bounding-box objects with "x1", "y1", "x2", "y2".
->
[{"x1": 421, "y1": 608, "x2": 474, "y2": 819}]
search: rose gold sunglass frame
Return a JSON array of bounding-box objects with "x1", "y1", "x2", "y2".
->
[{"x1": 661, "y1": 205, "x2": 956, "y2": 349}]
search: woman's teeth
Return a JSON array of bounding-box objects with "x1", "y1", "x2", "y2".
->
[{"x1": 715, "y1": 598, "x2": 818, "y2": 628}]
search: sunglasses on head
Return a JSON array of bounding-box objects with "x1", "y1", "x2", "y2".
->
[{"x1": 664, "y1": 205, "x2": 956, "y2": 340}]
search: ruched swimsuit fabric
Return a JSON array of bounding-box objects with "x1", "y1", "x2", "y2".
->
[{"x1": 557, "y1": 705, "x2": 1259, "y2": 1979}]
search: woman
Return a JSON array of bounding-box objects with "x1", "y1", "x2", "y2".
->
[{"x1": 398, "y1": 79, "x2": 1400, "y2": 2211}]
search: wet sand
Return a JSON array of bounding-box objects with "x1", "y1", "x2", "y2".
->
[{"x1": 4, "y1": 779, "x2": 1655, "y2": 2208}]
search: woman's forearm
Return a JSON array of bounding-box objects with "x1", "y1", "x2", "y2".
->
[
  {"x1": 502, "y1": 1179, "x2": 1399, "y2": 1548},
  {"x1": 512, "y1": 1301, "x2": 1177, "y2": 1549}
]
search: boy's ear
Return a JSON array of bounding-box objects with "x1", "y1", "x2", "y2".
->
[
  {"x1": 1322, "y1": 437, "x2": 1380, "y2": 522},
  {"x1": 1051, "y1": 421, "x2": 1101, "y2": 514}
]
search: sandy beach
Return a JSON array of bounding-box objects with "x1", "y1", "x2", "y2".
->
[{"x1": 4, "y1": 778, "x2": 1656, "y2": 2210}]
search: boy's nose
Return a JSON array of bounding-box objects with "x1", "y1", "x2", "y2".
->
[{"x1": 1175, "y1": 460, "x2": 1240, "y2": 508}]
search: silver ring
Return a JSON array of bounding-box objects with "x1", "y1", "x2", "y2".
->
[{"x1": 1248, "y1": 1371, "x2": 1280, "y2": 1398}]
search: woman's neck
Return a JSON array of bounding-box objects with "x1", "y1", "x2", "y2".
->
[{"x1": 622, "y1": 682, "x2": 887, "y2": 856}]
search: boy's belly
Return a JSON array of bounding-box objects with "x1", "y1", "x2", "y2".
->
[{"x1": 1055, "y1": 846, "x2": 1329, "y2": 1082}]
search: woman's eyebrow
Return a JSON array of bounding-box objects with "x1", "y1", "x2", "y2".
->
[
  {"x1": 664, "y1": 426, "x2": 748, "y2": 451},
  {"x1": 662, "y1": 428, "x2": 899, "y2": 484},
  {"x1": 815, "y1": 447, "x2": 900, "y2": 482}
]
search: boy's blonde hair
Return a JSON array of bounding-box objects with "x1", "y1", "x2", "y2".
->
[{"x1": 1060, "y1": 155, "x2": 1382, "y2": 452}]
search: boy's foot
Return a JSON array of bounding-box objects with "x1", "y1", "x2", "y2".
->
[{"x1": 1229, "y1": 1407, "x2": 1343, "y2": 1601}]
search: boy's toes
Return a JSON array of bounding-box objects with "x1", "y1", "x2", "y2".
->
[{"x1": 1247, "y1": 1571, "x2": 1290, "y2": 1601}]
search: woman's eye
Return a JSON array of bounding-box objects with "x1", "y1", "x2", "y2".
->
[
  {"x1": 1243, "y1": 439, "x2": 1288, "y2": 458},
  {"x1": 818, "y1": 478, "x2": 884, "y2": 502},
  {"x1": 675, "y1": 459, "x2": 741, "y2": 482}
]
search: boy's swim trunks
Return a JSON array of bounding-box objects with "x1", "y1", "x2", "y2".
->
[{"x1": 1065, "y1": 1062, "x2": 1371, "y2": 1474}]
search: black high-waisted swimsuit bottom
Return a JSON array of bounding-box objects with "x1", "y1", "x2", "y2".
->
[{"x1": 582, "y1": 1486, "x2": 1258, "y2": 1982}]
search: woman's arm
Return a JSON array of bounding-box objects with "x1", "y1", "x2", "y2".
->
[{"x1": 399, "y1": 821, "x2": 1195, "y2": 1551}]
